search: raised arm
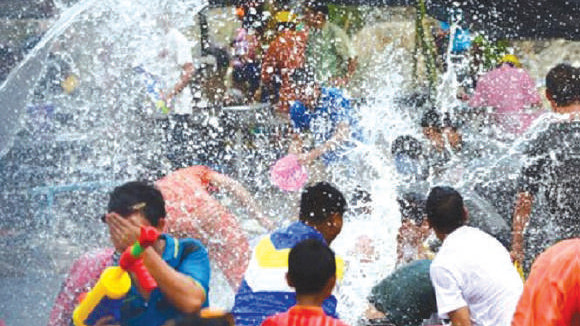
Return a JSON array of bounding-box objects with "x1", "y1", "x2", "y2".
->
[
  {"x1": 209, "y1": 172, "x2": 274, "y2": 230},
  {"x1": 165, "y1": 62, "x2": 195, "y2": 103},
  {"x1": 511, "y1": 191, "x2": 533, "y2": 264},
  {"x1": 298, "y1": 122, "x2": 349, "y2": 165}
]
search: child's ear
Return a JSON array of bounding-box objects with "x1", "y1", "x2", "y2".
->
[
  {"x1": 286, "y1": 273, "x2": 295, "y2": 288},
  {"x1": 323, "y1": 275, "x2": 337, "y2": 298},
  {"x1": 157, "y1": 218, "x2": 166, "y2": 232}
]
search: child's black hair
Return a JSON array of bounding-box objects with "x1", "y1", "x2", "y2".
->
[
  {"x1": 288, "y1": 239, "x2": 336, "y2": 295},
  {"x1": 299, "y1": 182, "x2": 347, "y2": 224}
]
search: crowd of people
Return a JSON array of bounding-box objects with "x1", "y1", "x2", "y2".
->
[{"x1": 42, "y1": 1, "x2": 580, "y2": 326}]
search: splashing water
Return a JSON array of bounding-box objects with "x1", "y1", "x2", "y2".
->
[{"x1": 0, "y1": 1, "x2": 571, "y2": 326}]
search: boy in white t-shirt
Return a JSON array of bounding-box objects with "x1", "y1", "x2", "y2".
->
[{"x1": 426, "y1": 186, "x2": 523, "y2": 326}]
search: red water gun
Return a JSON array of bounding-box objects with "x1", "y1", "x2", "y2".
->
[
  {"x1": 73, "y1": 226, "x2": 160, "y2": 326},
  {"x1": 119, "y1": 226, "x2": 160, "y2": 292}
]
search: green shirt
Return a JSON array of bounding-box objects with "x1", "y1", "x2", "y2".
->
[{"x1": 306, "y1": 22, "x2": 355, "y2": 83}]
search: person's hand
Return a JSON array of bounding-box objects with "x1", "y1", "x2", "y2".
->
[
  {"x1": 510, "y1": 249, "x2": 524, "y2": 265},
  {"x1": 105, "y1": 212, "x2": 141, "y2": 252},
  {"x1": 94, "y1": 316, "x2": 119, "y2": 326},
  {"x1": 252, "y1": 88, "x2": 262, "y2": 103}
]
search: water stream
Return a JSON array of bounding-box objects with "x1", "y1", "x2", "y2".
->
[{"x1": 0, "y1": 1, "x2": 564, "y2": 325}]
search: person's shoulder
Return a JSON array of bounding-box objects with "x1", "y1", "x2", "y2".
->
[
  {"x1": 164, "y1": 234, "x2": 209, "y2": 259},
  {"x1": 261, "y1": 311, "x2": 289, "y2": 326},
  {"x1": 457, "y1": 226, "x2": 510, "y2": 256},
  {"x1": 178, "y1": 237, "x2": 208, "y2": 253},
  {"x1": 433, "y1": 227, "x2": 473, "y2": 258},
  {"x1": 430, "y1": 252, "x2": 447, "y2": 272},
  {"x1": 290, "y1": 99, "x2": 308, "y2": 114},
  {"x1": 457, "y1": 226, "x2": 494, "y2": 242},
  {"x1": 269, "y1": 221, "x2": 299, "y2": 239}
]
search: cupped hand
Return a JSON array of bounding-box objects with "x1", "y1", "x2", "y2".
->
[{"x1": 105, "y1": 212, "x2": 141, "y2": 251}]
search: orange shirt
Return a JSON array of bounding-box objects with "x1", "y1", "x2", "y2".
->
[
  {"x1": 262, "y1": 306, "x2": 350, "y2": 326},
  {"x1": 511, "y1": 238, "x2": 580, "y2": 326},
  {"x1": 261, "y1": 30, "x2": 307, "y2": 113}
]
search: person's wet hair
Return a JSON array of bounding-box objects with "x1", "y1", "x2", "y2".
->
[
  {"x1": 352, "y1": 186, "x2": 372, "y2": 205},
  {"x1": 442, "y1": 112, "x2": 459, "y2": 131},
  {"x1": 426, "y1": 186, "x2": 465, "y2": 234},
  {"x1": 288, "y1": 239, "x2": 336, "y2": 295},
  {"x1": 299, "y1": 182, "x2": 347, "y2": 224},
  {"x1": 420, "y1": 109, "x2": 442, "y2": 129},
  {"x1": 546, "y1": 63, "x2": 580, "y2": 107},
  {"x1": 107, "y1": 181, "x2": 166, "y2": 227},
  {"x1": 395, "y1": 92, "x2": 430, "y2": 108},
  {"x1": 351, "y1": 186, "x2": 372, "y2": 214},
  {"x1": 398, "y1": 192, "x2": 426, "y2": 225},
  {"x1": 391, "y1": 135, "x2": 423, "y2": 159}
]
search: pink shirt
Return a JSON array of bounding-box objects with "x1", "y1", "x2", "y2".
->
[
  {"x1": 48, "y1": 248, "x2": 115, "y2": 326},
  {"x1": 469, "y1": 64, "x2": 542, "y2": 114},
  {"x1": 469, "y1": 64, "x2": 542, "y2": 134}
]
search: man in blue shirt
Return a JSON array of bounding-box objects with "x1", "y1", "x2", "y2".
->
[
  {"x1": 232, "y1": 182, "x2": 348, "y2": 326},
  {"x1": 289, "y1": 69, "x2": 360, "y2": 166},
  {"x1": 98, "y1": 181, "x2": 211, "y2": 326}
]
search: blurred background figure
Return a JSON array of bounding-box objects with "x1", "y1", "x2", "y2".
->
[
  {"x1": 302, "y1": 1, "x2": 357, "y2": 87},
  {"x1": 467, "y1": 54, "x2": 543, "y2": 136},
  {"x1": 511, "y1": 63, "x2": 580, "y2": 273},
  {"x1": 396, "y1": 192, "x2": 432, "y2": 266},
  {"x1": 260, "y1": 9, "x2": 306, "y2": 113},
  {"x1": 229, "y1": 2, "x2": 263, "y2": 103}
]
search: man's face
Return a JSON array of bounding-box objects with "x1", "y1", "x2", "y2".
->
[
  {"x1": 106, "y1": 210, "x2": 153, "y2": 252},
  {"x1": 305, "y1": 10, "x2": 326, "y2": 29},
  {"x1": 423, "y1": 127, "x2": 445, "y2": 150},
  {"x1": 326, "y1": 213, "x2": 343, "y2": 244}
]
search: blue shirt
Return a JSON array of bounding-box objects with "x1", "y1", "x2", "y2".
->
[
  {"x1": 232, "y1": 222, "x2": 343, "y2": 326},
  {"x1": 121, "y1": 234, "x2": 211, "y2": 326},
  {"x1": 290, "y1": 88, "x2": 361, "y2": 165}
]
